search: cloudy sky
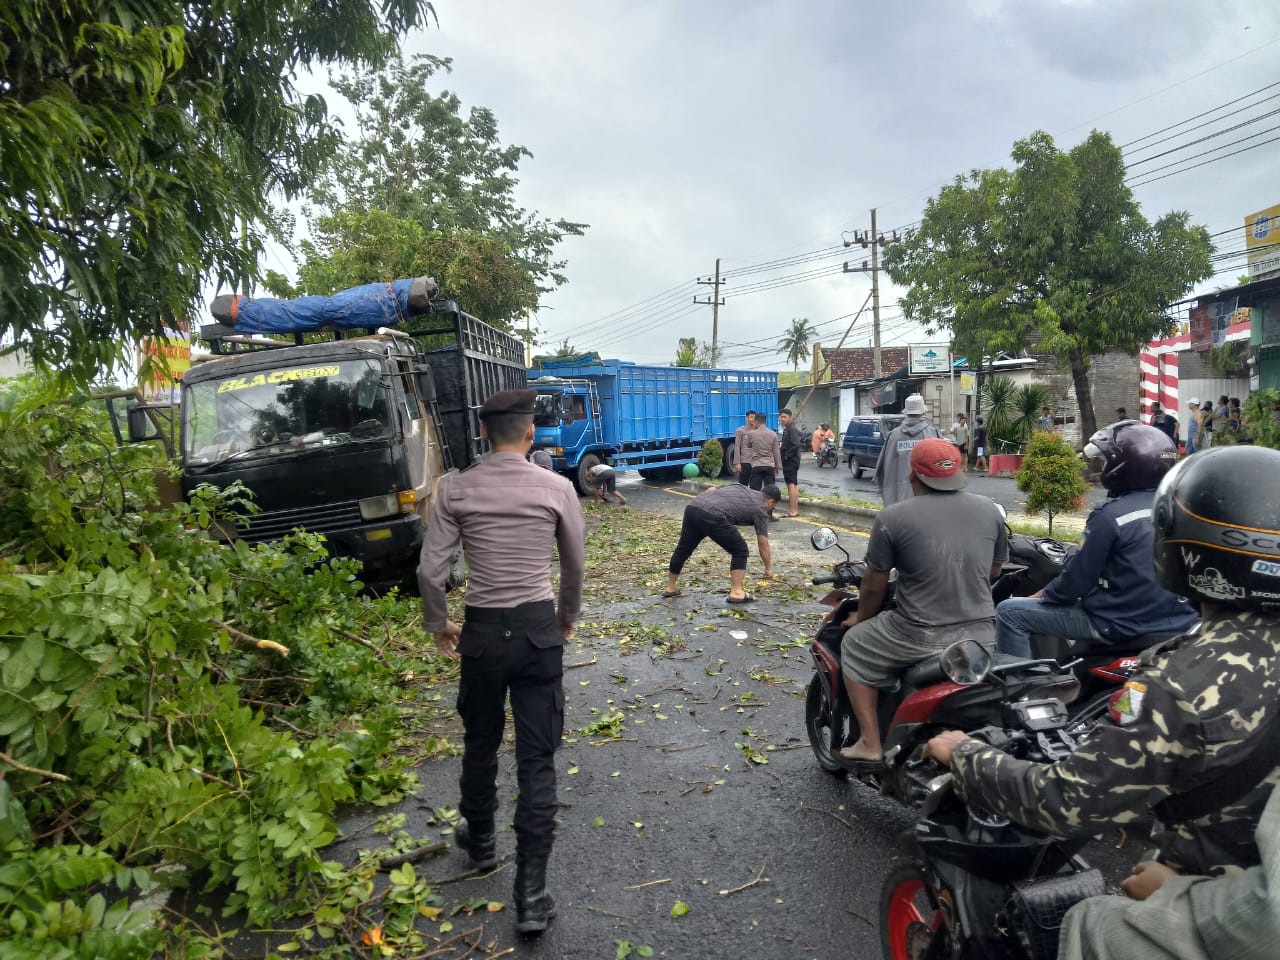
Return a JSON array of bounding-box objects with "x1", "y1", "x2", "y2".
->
[{"x1": 309, "y1": 0, "x2": 1280, "y2": 370}]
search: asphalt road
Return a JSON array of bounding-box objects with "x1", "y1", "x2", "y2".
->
[
  {"x1": 793, "y1": 455, "x2": 1106, "y2": 518},
  {"x1": 327, "y1": 478, "x2": 1142, "y2": 960}
]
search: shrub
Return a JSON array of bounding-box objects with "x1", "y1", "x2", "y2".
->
[
  {"x1": 696, "y1": 438, "x2": 724, "y2": 477},
  {"x1": 1242, "y1": 388, "x2": 1280, "y2": 450},
  {"x1": 1017, "y1": 429, "x2": 1088, "y2": 533}
]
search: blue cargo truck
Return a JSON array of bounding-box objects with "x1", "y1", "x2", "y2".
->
[{"x1": 527, "y1": 358, "x2": 779, "y2": 494}]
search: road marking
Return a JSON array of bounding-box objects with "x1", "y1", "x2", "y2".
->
[{"x1": 660, "y1": 488, "x2": 870, "y2": 539}]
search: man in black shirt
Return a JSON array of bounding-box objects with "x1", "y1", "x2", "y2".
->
[{"x1": 778, "y1": 408, "x2": 804, "y2": 517}]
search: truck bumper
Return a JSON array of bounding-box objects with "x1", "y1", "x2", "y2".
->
[{"x1": 325, "y1": 514, "x2": 424, "y2": 582}]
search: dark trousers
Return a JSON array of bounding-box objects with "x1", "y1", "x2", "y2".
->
[
  {"x1": 668, "y1": 506, "x2": 749, "y2": 572},
  {"x1": 748, "y1": 465, "x2": 776, "y2": 490},
  {"x1": 737, "y1": 465, "x2": 751, "y2": 485},
  {"x1": 457, "y1": 601, "x2": 565, "y2": 859}
]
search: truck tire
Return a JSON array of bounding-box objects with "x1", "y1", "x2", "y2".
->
[
  {"x1": 719, "y1": 440, "x2": 736, "y2": 477},
  {"x1": 850, "y1": 458, "x2": 863, "y2": 479},
  {"x1": 576, "y1": 453, "x2": 602, "y2": 496}
]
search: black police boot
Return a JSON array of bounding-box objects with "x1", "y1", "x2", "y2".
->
[
  {"x1": 513, "y1": 855, "x2": 556, "y2": 935},
  {"x1": 454, "y1": 817, "x2": 497, "y2": 870}
]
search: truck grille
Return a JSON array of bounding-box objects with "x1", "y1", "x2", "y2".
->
[{"x1": 238, "y1": 500, "x2": 362, "y2": 543}]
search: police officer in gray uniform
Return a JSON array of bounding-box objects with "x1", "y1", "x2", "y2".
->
[
  {"x1": 927, "y1": 446, "x2": 1280, "y2": 883},
  {"x1": 418, "y1": 388, "x2": 586, "y2": 936}
]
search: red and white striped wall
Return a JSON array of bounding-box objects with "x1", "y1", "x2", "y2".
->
[{"x1": 1140, "y1": 321, "x2": 1251, "y2": 422}]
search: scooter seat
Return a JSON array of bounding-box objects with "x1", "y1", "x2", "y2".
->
[
  {"x1": 1065, "y1": 632, "x2": 1179, "y2": 658},
  {"x1": 902, "y1": 657, "x2": 947, "y2": 688}
]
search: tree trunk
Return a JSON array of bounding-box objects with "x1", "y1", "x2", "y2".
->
[{"x1": 1068, "y1": 346, "x2": 1096, "y2": 442}]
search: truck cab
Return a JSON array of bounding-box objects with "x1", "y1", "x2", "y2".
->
[
  {"x1": 181, "y1": 334, "x2": 448, "y2": 581},
  {"x1": 531, "y1": 378, "x2": 606, "y2": 490}
]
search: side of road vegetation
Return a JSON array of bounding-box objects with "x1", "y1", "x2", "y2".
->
[{"x1": 0, "y1": 376, "x2": 465, "y2": 957}]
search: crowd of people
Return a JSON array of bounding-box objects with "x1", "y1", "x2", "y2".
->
[{"x1": 418, "y1": 384, "x2": 1279, "y2": 955}]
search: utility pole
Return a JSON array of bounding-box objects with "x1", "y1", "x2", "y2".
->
[
  {"x1": 694, "y1": 258, "x2": 725, "y2": 366},
  {"x1": 843, "y1": 209, "x2": 898, "y2": 378}
]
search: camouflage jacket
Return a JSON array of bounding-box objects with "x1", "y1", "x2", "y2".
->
[{"x1": 951, "y1": 610, "x2": 1280, "y2": 876}]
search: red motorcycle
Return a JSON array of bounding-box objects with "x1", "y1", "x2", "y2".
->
[{"x1": 804, "y1": 528, "x2": 1081, "y2": 808}]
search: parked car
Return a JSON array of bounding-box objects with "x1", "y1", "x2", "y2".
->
[{"x1": 841, "y1": 414, "x2": 904, "y2": 479}]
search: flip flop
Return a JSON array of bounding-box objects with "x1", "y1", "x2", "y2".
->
[
  {"x1": 787, "y1": 513, "x2": 800, "y2": 518},
  {"x1": 661, "y1": 589, "x2": 682, "y2": 599},
  {"x1": 726, "y1": 594, "x2": 755, "y2": 604}
]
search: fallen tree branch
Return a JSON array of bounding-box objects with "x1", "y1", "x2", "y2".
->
[
  {"x1": 800, "y1": 800, "x2": 855, "y2": 831},
  {"x1": 336, "y1": 626, "x2": 386, "y2": 662},
  {"x1": 0, "y1": 749, "x2": 70, "y2": 782},
  {"x1": 719, "y1": 861, "x2": 769, "y2": 896},
  {"x1": 623, "y1": 877, "x2": 671, "y2": 890},
  {"x1": 379, "y1": 840, "x2": 450, "y2": 870},
  {"x1": 213, "y1": 619, "x2": 290, "y2": 656},
  {"x1": 586, "y1": 905, "x2": 638, "y2": 921},
  {"x1": 565, "y1": 655, "x2": 597, "y2": 669}
]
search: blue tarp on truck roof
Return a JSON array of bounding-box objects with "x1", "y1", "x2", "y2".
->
[{"x1": 209, "y1": 277, "x2": 438, "y2": 334}]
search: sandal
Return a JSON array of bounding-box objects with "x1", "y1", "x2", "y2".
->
[
  {"x1": 661, "y1": 589, "x2": 682, "y2": 599},
  {"x1": 726, "y1": 594, "x2": 755, "y2": 604}
]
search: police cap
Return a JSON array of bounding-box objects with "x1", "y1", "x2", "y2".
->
[{"x1": 479, "y1": 388, "x2": 536, "y2": 419}]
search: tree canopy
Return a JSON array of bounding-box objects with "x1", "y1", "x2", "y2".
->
[
  {"x1": 289, "y1": 55, "x2": 586, "y2": 325},
  {"x1": 776, "y1": 317, "x2": 817, "y2": 371},
  {"x1": 0, "y1": 0, "x2": 437, "y2": 385},
  {"x1": 884, "y1": 130, "x2": 1213, "y2": 438},
  {"x1": 673, "y1": 336, "x2": 711, "y2": 367}
]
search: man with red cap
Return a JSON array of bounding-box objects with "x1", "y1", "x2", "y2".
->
[{"x1": 837, "y1": 437, "x2": 1008, "y2": 763}]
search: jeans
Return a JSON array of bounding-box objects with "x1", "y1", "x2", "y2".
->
[{"x1": 996, "y1": 597, "x2": 1098, "y2": 658}]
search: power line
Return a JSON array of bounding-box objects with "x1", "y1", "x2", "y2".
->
[{"x1": 1120, "y1": 80, "x2": 1280, "y2": 151}]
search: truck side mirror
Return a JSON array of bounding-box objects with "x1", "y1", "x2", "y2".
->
[
  {"x1": 127, "y1": 404, "x2": 157, "y2": 442},
  {"x1": 414, "y1": 367, "x2": 438, "y2": 405}
]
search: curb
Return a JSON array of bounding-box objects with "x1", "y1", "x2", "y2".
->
[{"x1": 680, "y1": 479, "x2": 1086, "y2": 538}]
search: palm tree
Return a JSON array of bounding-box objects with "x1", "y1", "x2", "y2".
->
[{"x1": 776, "y1": 317, "x2": 817, "y2": 371}]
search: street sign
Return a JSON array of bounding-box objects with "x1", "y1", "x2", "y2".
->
[{"x1": 909, "y1": 343, "x2": 949, "y2": 375}]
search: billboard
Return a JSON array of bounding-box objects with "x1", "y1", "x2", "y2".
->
[
  {"x1": 909, "y1": 343, "x2": 949, "y2": 374},
  {"x1": 138, "y1": 319, "x2": 191, "y2": 403},
  {"x1": 1245, "y1": 203, "x2": 1280, "y2": 280}
]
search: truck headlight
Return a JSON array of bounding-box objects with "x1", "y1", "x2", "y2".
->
[{"x1": 359, "y1": 493, "x2": 400, "y2": 521}]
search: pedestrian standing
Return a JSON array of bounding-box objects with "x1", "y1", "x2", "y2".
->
[
  {"x1": 1116, "y1": 407, "x2": 1129, "y2": 421},
  {"x1": 950, "y1": 413, "x2": 970, "y2": 470},
  {"x1": 663, "y1": 483, "x2": 779, "y2": 603},
  {"x1": 1037, "y1": 406, "x2": 1055, "y2": 431},
  {"x1": 1200, "y1": 400, "x2": 1216, "y2": 449},
  {"x1": 778, "y1": 408, "x2": 804, "y2": 517},
  {"x1": 417, "y1": 389, "x2": 586, "y2": 936},
  {"x1": 873, "y1": 393, "x2": 941, "y2": 506},
  {"x1": 1185, "y1": 397, "x2": 1201, "y2": 454},
  {"x1": 972, "y1": 417, "x2": 989, "y2": 473},
  {"x1": 1151, "y1": 402, "x2": 1180, "y2": 446},
  {"x1": 747, "y1": 412, "x2": 783, "y2": 495},
  {"x1": 733, "y1": 410, "x2": 755, "y2": 486}
]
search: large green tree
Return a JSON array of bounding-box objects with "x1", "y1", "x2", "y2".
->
[
  {"x1": 264, "y1": 209, "x2": 540, "y2": 327},
  {"x1": 884, "y1": 130, "x2": 1213, "y2": 438},
  {"x1": 294, "y1": 54, "x2": 586, "y2": 317},
  {"x1": 0, "y1": 0, "x2": 436, "y2": 385},
  {"x1": 776, "y1": 317, "x2": 817, "y2": 371}
]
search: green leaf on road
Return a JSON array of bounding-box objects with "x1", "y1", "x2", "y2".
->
[{"x1": 671, "y1": 900, "x2": 690, "y2": 917}]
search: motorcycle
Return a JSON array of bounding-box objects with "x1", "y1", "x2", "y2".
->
[
  {"x1": 994, "y1": 527, "x2": 1186, "y2": 727},
  {"x1": 804, "y1": 527, "x2": 1081, "y2": 810},
  {"x1": 880, "y1": 726, "x2": 1104, "y2": 960},
  {"x1": 815, "y1": 436, "x2": 839, "y2": 469}
]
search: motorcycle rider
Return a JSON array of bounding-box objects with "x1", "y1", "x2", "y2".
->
[
  {"x1": 838, "y1": 437, "x2": 1007, "y2": 763},
  {"x1": 927, "y1": 445, "x2": 1280, "y2": 879},
  {"x1": 810, "y1": 422, "x2": 835, "y2": 463},
  {"x1": 995, "y1": 420, "x2": 1197, "y2": 659}
]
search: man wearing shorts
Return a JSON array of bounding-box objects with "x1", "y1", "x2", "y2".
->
[
  {"x1": 589, "y1": 461, "x2": 625, "y2": 504},
  {"x1": 972, "y1": 417, "x2": 988, "y2": 473},
  {"x1": 778, "y1": 408, "x2": 804, "y2": 517},
  {"x1": 838, "y1": 438, "x2": 1007, "y2": 763}
]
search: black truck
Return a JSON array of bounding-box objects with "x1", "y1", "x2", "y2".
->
[{"x1": 168, "y1": 287, "x2": 526, "y2": 584}]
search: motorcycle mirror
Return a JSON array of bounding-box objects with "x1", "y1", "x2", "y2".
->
[
  {"x1": 810, "y1": 527, "x2": 839, "y2": 551},
  {"x1": 938, "y1": 639, "x2": 992, "y2": 686}
]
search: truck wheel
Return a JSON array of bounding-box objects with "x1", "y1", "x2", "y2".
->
[
  {"x1": 576, "y1": 453, "x2": 601, "y2": 496},
  {"x1": 850, "y1": 458, "x2": 863, "y2": 479},
  {"x1": 719, "y1": 441, "x2": 736, "y2": 477}
]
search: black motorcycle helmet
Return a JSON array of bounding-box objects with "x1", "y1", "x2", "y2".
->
[
  {"x1": 1153, "y1": 446, "x2": 1280, "y2": 612},
  {"x1": 1083, "y1": 420, "x2": 1178, "y2": 494}
]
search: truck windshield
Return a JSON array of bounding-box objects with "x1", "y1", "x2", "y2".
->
[
  {"x1": 184, "y1": 359, "x2": 392, "y2": 466},
  {"x1": 534, "y1": 391, "x2": 563, "y2": 427}
]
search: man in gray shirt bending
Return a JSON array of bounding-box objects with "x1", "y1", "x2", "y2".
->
[
  {"x1": 839, "y1": 437, "x2": 1007, "y2": 763},
  {"x1": 663, "y1": 483, "x2": 779, "y2": 603}
]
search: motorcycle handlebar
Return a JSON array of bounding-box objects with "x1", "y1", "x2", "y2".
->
[{"x1": 811, "y1": 574, "x2": 837, "y2": 585}]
